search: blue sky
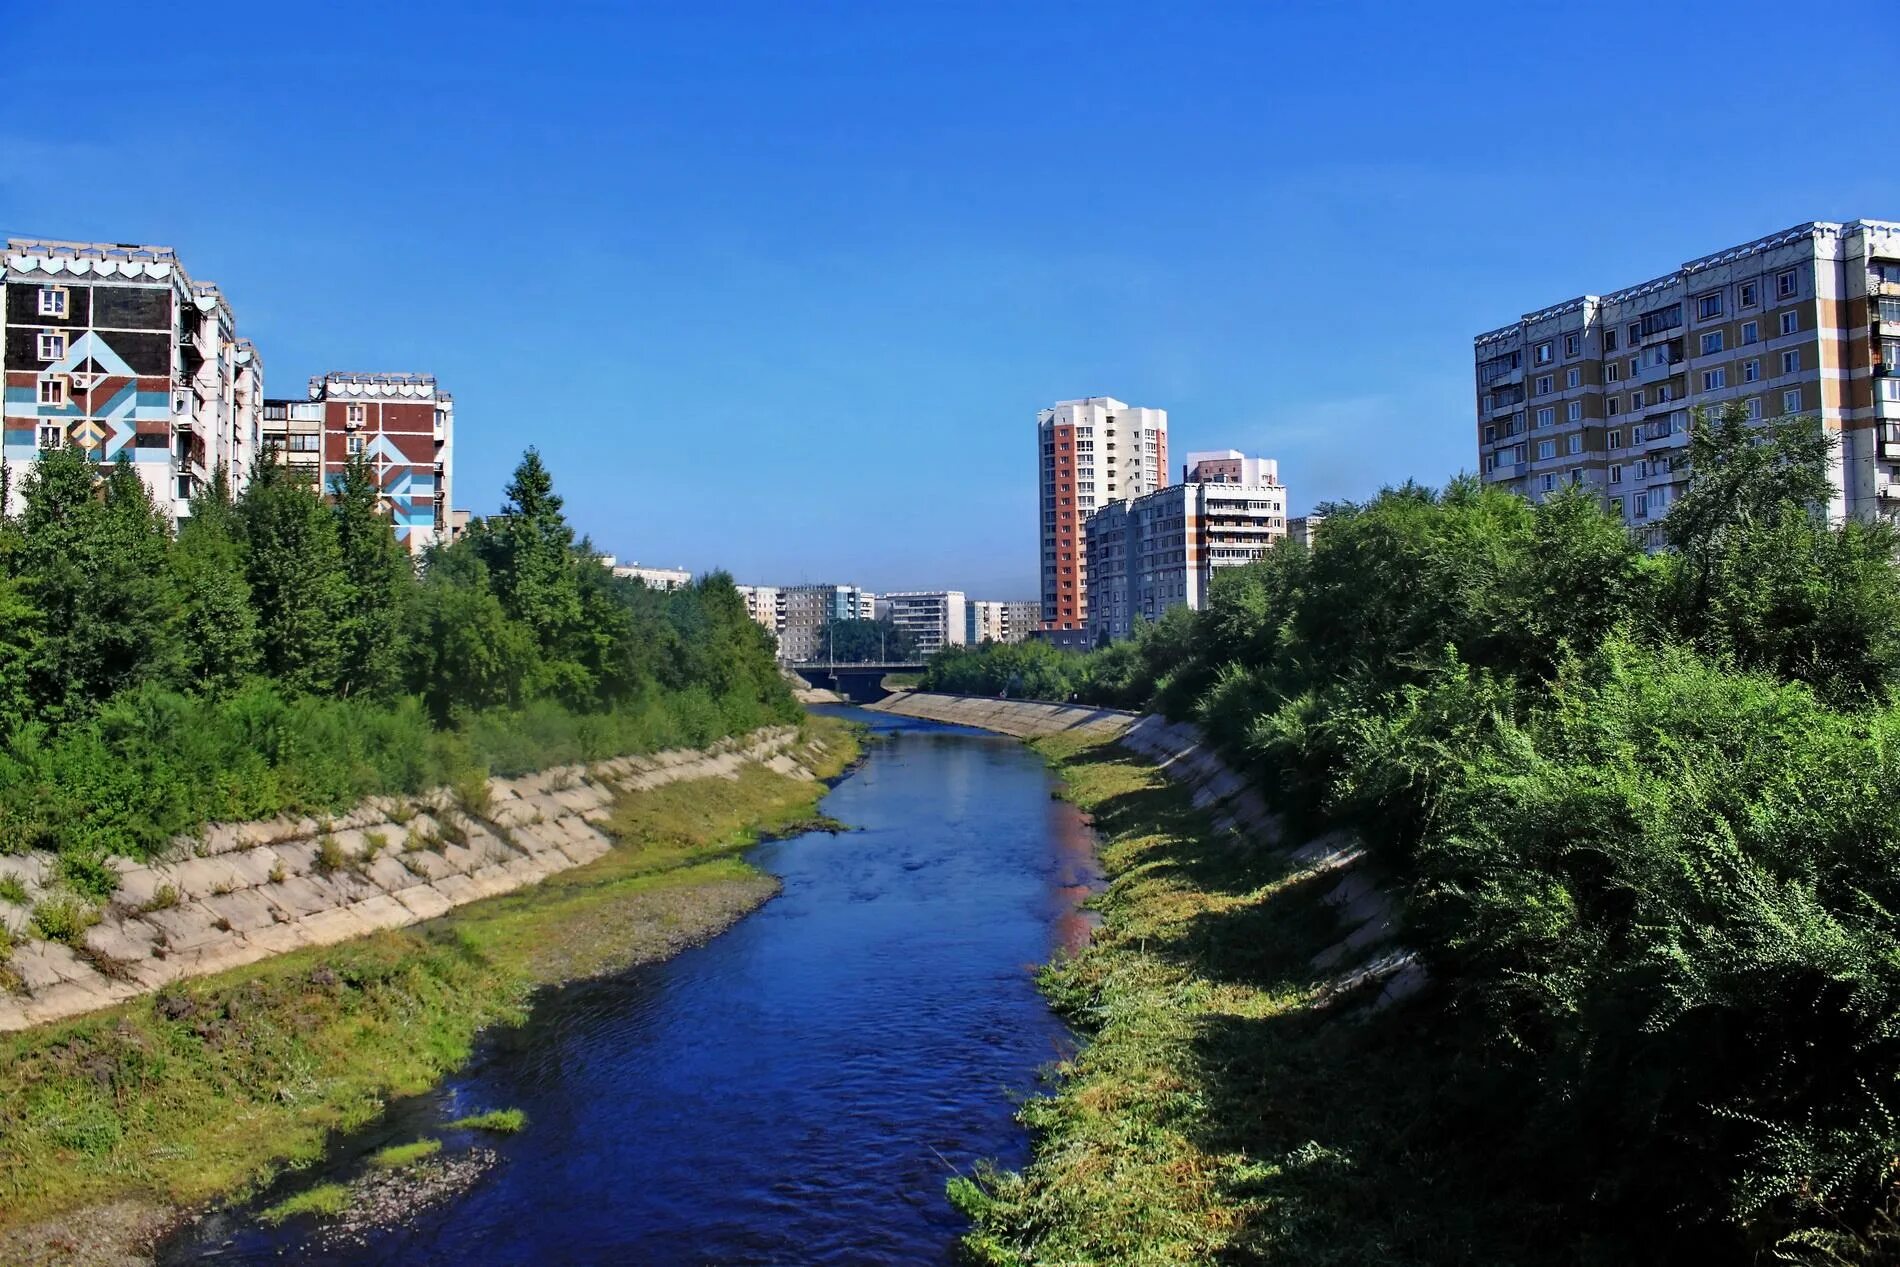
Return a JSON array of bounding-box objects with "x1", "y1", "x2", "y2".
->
[{"x1": 4, "y1": 2, "x2": 1895, "y2": 598}]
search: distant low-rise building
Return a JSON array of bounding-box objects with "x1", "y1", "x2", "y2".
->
[
  {"x1": 1287, "y1": 514, "x2": 1324, "y2": 548},
  {"x1": 966, "y1": 599, "x2": 1039, "y2": 644},
  {"x1": 1085, "y1": 454, "x2": 1287, "y2": 644},
  {"x1": 610, "y1": 562, "x2": 692, "y2": 590}
]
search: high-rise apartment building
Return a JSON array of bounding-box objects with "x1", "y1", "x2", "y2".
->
[
  {"x1": 1085, "y1": 454, "x2": 1286, "y2": 644},
  {"x1": 3, "y1": 238, "x2": 261, "y2": 522},
  {"x1": 1474, "y1": 219, "x2": 1900, "y2": 532},
  {"x1": 263, "y1": 372, "x2": 455, "y2": 554},
  {"x1": 1037, "y1": 397, "x2": 1168, "y2": 631},
  {"x1": 880, "y1": 591, "x2": 967, "y2": 657},
  {"x1": 735, "y1": 584, "x2": 782, "y2": 636},
  {"x1": 777, "y1": 583, "x2": 876, "y2": 662},
  {"x1": 966, "y1": 599, "x2": 1040, "y2": 645}
]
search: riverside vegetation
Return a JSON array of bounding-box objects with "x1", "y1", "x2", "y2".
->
[
  {"x1": 0, "y1": 442, "x2": 796, "y2": 914},
  {"x1": 938, "y1": 405, "x2": 1900, "y2": 1264}
]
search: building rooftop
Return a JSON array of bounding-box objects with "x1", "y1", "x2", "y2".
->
[{"x1": 6, "y1": 238, "x2": 187, "y2": 282}]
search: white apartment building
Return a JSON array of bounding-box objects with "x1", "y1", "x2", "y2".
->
[
  {"x1": 610, "y1": 562, "x2": 692, "y2": 590},
  {"x1": 777, "y1": 583, "x2": 876, "y2": 662},
  {"x1": 1474, "y1": 219, "x2": 1900, "y2": 533},
  {"x1": 1287, "y1": 514, "x2": 1325, "y2": 548},
  {"x1": 1037, "y1": 397, "x2": 1169, "y2": 632},
  {"x1": 735, "y1": 584, "x2": 781, "y2": 636},
  {"x1": 1085, "y1": 455, "x2": 1287, "y2": 644},
  {"x1": 879, "y1": 591, "x2": 967, "y2": 657},
  {"x1": 966, "y1": 599, "x2": 1039, "y2": 645}
]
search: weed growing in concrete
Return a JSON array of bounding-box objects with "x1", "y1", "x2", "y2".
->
[
  {"x1": 314, "y1": 836, "x2": 346, "y2": 877},
  {"x1": 369, "y1": 1138, "x2": 441, "y2": 1169},
  {"x1": 259, "y1": 1182, "x2": 350, "y2": 1225},
  {"x1": 446, "y1": 1108, "x2": 526, "y2": 1133},
  {"x1": 137, "y1": 883, "x2": 182, "y2": 914},
  {"x1": 30, "y1": 892, "x2": 100, "y2": 945},
  {"x1": 268, "y1": 860, "x2": 287, "y2": 885},
  {"x1": 453, "y1": 770, "x2": 494, "y2": 820},
  {"x1": 388, "y1": 802, "x2": 418, "y2": 826},
  {"x1": 364, "y1": 831, "x2": 388, "y2": 859}
]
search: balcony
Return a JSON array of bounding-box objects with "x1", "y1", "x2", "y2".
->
[{"x1": 1877, "y1": 425, "x2": 1900, "y2": 463}]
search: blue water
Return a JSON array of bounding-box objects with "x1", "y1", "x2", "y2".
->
[{"x1": 161, "y1": 708, "x2": 1099, "y2": 1265}]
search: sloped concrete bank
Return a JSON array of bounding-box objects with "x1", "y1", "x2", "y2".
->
[
  {"x1": 0, "y1": 726, "x2": 820, "y2": 1033},
  {"x1": 867, "y1": 692, "x2": 1423, "y2": 1007}
]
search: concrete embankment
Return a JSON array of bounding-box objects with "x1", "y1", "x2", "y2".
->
[
  {"x1": 866, "y1": 691, "x2": 1422, "y2": 1009},
  {"x1": 0, "y1": 726, "x2": 821, "y2": 1033}
]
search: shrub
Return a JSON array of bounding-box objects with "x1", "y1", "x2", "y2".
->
[{"x1": 31, "y1": 892, "x2": 100, "y2": 944}]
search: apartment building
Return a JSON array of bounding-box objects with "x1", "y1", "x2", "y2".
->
[
  {"x1": 1085, "y1": 454, "x2": 1287, "y2": 644},
  {"x1": 880, "y1": 591, "x2": 968, "y2": 657},
  {"x1": 777, "y1": 583, "x2": 876, "y2": 662},
  {"x1": 966, "y1": 599, "x2": 1040, "y2": 645},
  {"x1": 3, "y1": 238, "x2": 261, "y2": 522},
  {"x1": 1037, "y1": 397, "x2": 1169, "y2": 632},
  {"x1": 263, "y1": 372, "x2": 455, "y2": 554},
  {"x1": 609, "y1": 562, "x2": 692, "y2": 590},
  {"x1": 1474, "y1": 219, "x2": 1900, "y2": 533},
  {"x1": 735, "y1": 584, "x2": 781, "y2": 636},
  {"x1": 1288, "y1": 514, "x2": 1325, "y2": 548}
]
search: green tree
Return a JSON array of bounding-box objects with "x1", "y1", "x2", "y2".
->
[
  {"x1": 13, "y1": 451, "x2": 183, "y2": 720},
  {"x1": 403, "y1": 544, "x2": 540, "y2": 723},
  {"x1": 173, "y1": 466, "x2": 261, "y2": 694},
  {"x1": 331, "y1": 457, "x2": 411, "y2": 699},
  {"x1": 238, "y1": 458, "x2": 347, "y2": 695},
  {"x1": 473, "y1": 449, "x2": 583, "y2": 646}
]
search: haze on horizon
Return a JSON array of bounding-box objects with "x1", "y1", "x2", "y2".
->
[{"x1": 2, "y1": 0, "x2": 1892, "y2": 598}]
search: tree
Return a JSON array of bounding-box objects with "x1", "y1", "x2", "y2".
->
[
  {"x1": 13, "y1": 451, "x2": 184, "y2": 720},
  {"x1": 473, "y1": 448, "x2": 583, "y2": 646},
  {"x1": 819, "y1": 617, "x2": 915, "y2": 664},
  {"x1": 238, "y1": 458, "x2": 347, "y2": 695},
  {"x1": 403, "y1": 544, "x2": 540, "y2": 723},
  {"x1": 174, "y1": 466, "x2": 261, "y2": 694},
  {"x1": 331, "y1": 457, "x2": 411, "y2": 699}
]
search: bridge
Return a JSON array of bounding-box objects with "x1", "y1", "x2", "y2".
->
[{"x1": 788, "y1": 661, "x2": 927, "y2": 702}]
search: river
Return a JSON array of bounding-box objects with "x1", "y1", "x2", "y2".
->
[{"x1": 159, "y1": 706, "x2": 1100, "y2": 1265}]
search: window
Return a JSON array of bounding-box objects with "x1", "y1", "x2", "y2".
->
[
  {"x1": 1631, "y1": 389, "x2": 1645, "y2": 410},
  {"x1": 346, "y1": 435, "x2": 365, "y2": 455},
  {"x1": 1514, "y1": 444, "x2": 1526, "y2": 463},
  {"x1": 346, "y1": 403, "x2": 367, "y2": 426},
  {"x1": 1484, "y1": 424, "x2": 1496, "y2": 443},
  {"x1": 36, "y1": 424, "x2": 62, "y2": 450},
  {"x1": 1567, "y1": 400, "x2": 1582, "y2": 422},
  {"x1": 1740, "y1": 281, "x2": 1759, "y2": 308},
  {"x1": 1776, "y1": 268, "x2": 1798, "y2": 299},
  {"x1": 1570, "y1": 469, "x2": 1584, "y2": 485},
  {"x1": 1567, "y1": 433, "x2": 1582, "y2": 455},
  {"x1": 1541, "y1": 473, "x2": 1556, "y2": 493},
  {"x1": 37, "y1": 376, "x2": 67, "y2": 407},
  {"x1": 1779, "y1": 311, "x2": 1798, "y2": 336},
  {"x1": 1636, "y1": 459, "x2": 1649, "y2": 479},
  {"x1": 1537, "y1": 439, "x2": 1556, "y2": 460},
  {"x1": 1536, "y1": 374, "x2": 1554, "y2": 395},
  {"x1": 1482, "y1": 392, "x2": 1493, "y2": 412},
  {"x1": 1564, "y1": 332, "x2": 1580, "y2": 358},
  {"x1": 288, "y1": 433, "x2": 320, "y2": 453},
  {"x1": 36, "y1": 331, "x2": 67, "y2": 361},
  {"x1": 1743, "y1": 359, "x2": 1760, "y2": 382},
  {"x1": 1634, "y1": 492, "x2": 1649, "y2": 519},
  {"x1": 1696, "y1": 291, "x2": 1724, "y2": 320},
  {"x1": 1744, "y1": 397, "x2": 1762, "y2": 420},
  {"x1": 1604, "y1": 327, "x2": 1619, "y2": 352},
  {"x1": 1607, "y1": 397, "x2": 1620, "y2": 416},
  {"x1": 1536, "y1": 406, "x2": 1555, "y2": 428},
  {"x1": 1609, "y1": 464, "x2": 1623, "y2": 484},
  {"x1": 1700, "y1": 331, "x2": 1724, "y2": 355},
  {"x1": 1780, "y1": 349, "x2": 1800, "y2": 374},
  {"x1": 1629, "y1": 357, "x2": 1640, "y2": 377},
  {"x1": 1782, "y1": 388, "x2": 1803, "y2": 414},
  {"x1": 1741, "y1": 320, "x2": 1758, "y2": 345},
  {"x1": 1659, "y1": 383, "x2": 1674, "y2": 402},
  {"x1": 1702, "y1": 368, "x2": 1727, "y2": 390},
  {"x1": 1627, "y1": 322, "x2": 1641, "y2": 344},
  {"x1": 1535, "y1": 341, "x2": 1553, "y2": 364},
  {"x1": 1610, "y1": 496, "x2": 1624, "y2": 516},
  {"x1": 1566, "y1": 367, "x2": 1581, "y2": 388},
  {"x1": 36, "y1": 287, "x2": 68, "y2": 318},
  {"x1": 1605, "y1": 362, "x2": 1620, "y2": 383},
  {"x1": 1881, "y1": 298, "x2": 1900, "y2": 324}
]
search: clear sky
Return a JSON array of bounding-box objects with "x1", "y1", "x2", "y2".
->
[{"x1": 4, "y1": 2, "x2": 1894, "y2": 598}]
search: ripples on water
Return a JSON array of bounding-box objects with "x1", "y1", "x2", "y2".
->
[{"x1": 162, "y1": 709, "x2": 1101, "y2": 1265}]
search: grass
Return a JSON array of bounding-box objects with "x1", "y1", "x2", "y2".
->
[
  {"x1": 29, "y1": 892, "x2": 99, "y2": 944},
  {"x1": 0, "y1": 716, "x2": 857, "y2": 1236},
  {"x1": 136, "y1": 882, "x2": 181, "y2": 914},
  {"x1": 446, "y1": 1108, "x2": 526, "y2": 1133},
  {"x1": 369, "y1": 1138, "x2": 441, "y2": 1169},
  {"x1": 258, "y1": 1182, "x2": 351, "y2": 1226},
  {"x1": 0, "y1": 875, "x2": 27, "y2": 906},
  {"x1": 950, "y1": 732, "x2": 1559, "y2": 1267}
]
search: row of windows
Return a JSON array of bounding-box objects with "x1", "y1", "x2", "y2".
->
[{"x1": 1524, "y1": 269, "x2": 1803, "y2": 365}]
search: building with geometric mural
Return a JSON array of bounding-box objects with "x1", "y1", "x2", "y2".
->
[
  {"x1": 3, "y1": 238, "x2": 261, "y2": 523},
  {"x1": 262, "y1": 372, "x2": 455, "y2": 554}
]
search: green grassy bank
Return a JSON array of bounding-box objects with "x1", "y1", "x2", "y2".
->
[
  {"x1": 0, "y1": 716, "x2": 857, "y2": 1257},
  {"x1": 951, "y1": 732, "x2": 1586, "y2": 1266}
]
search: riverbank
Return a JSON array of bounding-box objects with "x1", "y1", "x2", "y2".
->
[
  {"x1": 950, "y1": 728, "x2": 1563, "y2": 1266},
  {"x1": 0, "y1": 716, "x2": 858, "y2": 1266}
]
